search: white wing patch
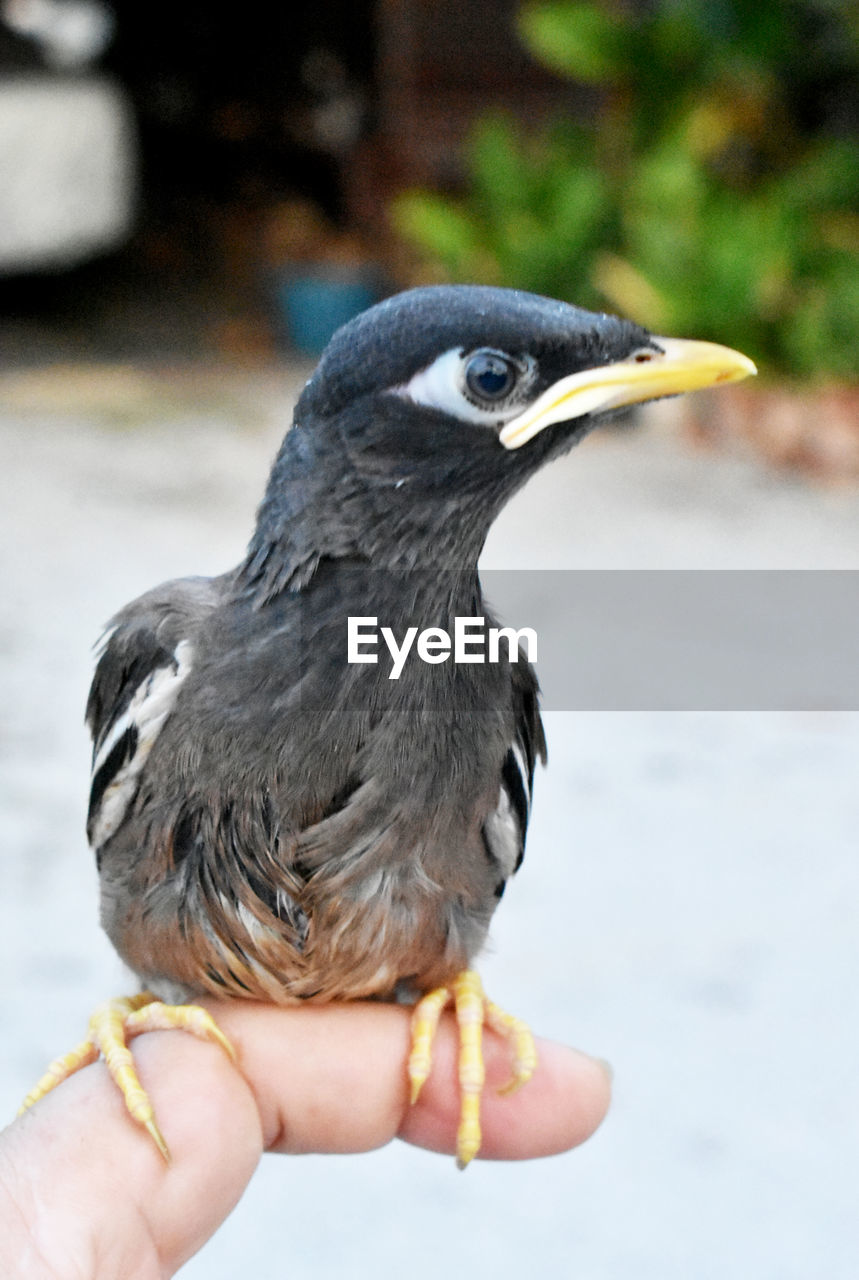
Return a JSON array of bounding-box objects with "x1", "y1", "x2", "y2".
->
[
  {"x1": 90, "y1": 639, "x2": 194, "y2": 849},
  {"x1": 483, "y1": 739, "x2": 534, "y2": 881},
  {"x1": 483, "y1": 784, "x2": 521, "y2": 879}
]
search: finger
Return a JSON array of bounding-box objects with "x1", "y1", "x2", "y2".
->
[
  {"x1": 4, "y1": 1000, "x2": 611, "y2": 1278},
  {"x1": 5, "y1": 1027, "x2": 262, "y2": 1277},
  {"x1": 205, "y1": 1000, "x2": 612, "y2": 1160}
]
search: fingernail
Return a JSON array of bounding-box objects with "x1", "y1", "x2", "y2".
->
[{"x1": 593, "y1": 1056, "x2": 614, "y2": 1085}]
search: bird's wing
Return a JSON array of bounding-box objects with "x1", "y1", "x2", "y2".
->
[
  {"x1": 482, "y1": 663, "x2": 546, "y2": 889},
  {"x1": 85, "y1": 576, "x2": 220, "y2": 856}
]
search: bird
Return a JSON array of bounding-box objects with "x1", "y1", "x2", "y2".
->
[{"x1": 20, "y1": 284, "x2": 755, "y2": 1167}]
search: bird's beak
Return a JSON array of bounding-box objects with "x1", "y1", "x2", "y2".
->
[{"x1": 499, "y1": 336, "x2": 757, "y2": 450}]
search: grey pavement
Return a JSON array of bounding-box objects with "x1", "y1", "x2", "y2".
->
[{"x1": 1, "y1": 368, "x2": 858, "y2": 1278}]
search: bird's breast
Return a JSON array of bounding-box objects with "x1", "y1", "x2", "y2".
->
[{"x1": 104, "y1": 576, "x2": 523, "y2": 1001}]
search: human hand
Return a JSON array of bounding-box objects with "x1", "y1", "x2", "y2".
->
[{"x1": 0, "y1": 1001, "x2": 611, "y2": 1278}]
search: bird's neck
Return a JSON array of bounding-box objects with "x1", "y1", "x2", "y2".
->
[
  {"x1": 237, "y1": 421, "x2": 505, "y2": 604},
  {"x1": 311, "y1": 558, "x2": 486, "y2": 631}
]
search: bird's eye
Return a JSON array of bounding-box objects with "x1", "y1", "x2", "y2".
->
[
  {"x1": 394, "y1": 345, "x2": 533, "y2": 425},
  {"x1": 464, "y1": 350, "x2": 518, "y2": 403}
]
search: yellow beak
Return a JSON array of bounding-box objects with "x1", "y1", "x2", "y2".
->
[{"x1": 499, "y1": 336, "x2": 757, "y2": 450}]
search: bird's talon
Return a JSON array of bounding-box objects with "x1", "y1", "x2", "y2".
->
[
  {"x1": 19, "y1": 993, "x2": 234, "y2": 1160},
  {"x1": 124, "y1": 1000, "x2": 237, "y2": 1061},
  {"x1": 145, "y1": 1118, "x2": 172, "y2": 1164},
  {"x1": 455, "y1": 1088, "x2": 484, "y2": 1169},
  {"x1": 408, "y1": 984, "x2": 450, "y2": 1106},
  {"x1": 407, "y1": 970, "x2": 535, "y2": 1166},
  {"x1": 17, "y1": 1039, "x2": 99, "y2": 1115},
  {"x1": 484, "y1": 997, "x2": 537, "y2": 1095}
]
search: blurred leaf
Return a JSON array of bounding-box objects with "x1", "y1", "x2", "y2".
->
[
  {"x1": 391, "y1": 193, "x2": 484, "y2": 278},
  {"x1": 468, "y1": 117, "x2": 530, "y2": 214},
  {"x1": 774, "y1": 139, "x2": 859, "y2": 213},
  {"x1": 785, "y1": 259, "x2": 859, "y2": 380},
  {"x1": 591, "y1": 253, "x2": 670, "y2": 328},
  {"x1": 547, "y1": 168, "x2": 609, "y2": 247},
  {"x1": 518, "y1": 1, "x2": 629, "y2": 84}
]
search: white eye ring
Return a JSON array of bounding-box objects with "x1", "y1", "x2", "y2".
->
[{"x1": 392, "y1": 346, "x2": 534, "y2": 425}]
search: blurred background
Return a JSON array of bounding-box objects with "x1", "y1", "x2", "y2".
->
[{"x1": 1, "y1": 3, "x2": 858, "y2": 1277}]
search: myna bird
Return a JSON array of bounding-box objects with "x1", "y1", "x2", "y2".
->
[{"x1": 21, "y1": 285, "x2": 755, "y2": 1167}]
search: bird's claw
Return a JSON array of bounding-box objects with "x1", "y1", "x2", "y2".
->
[
  {"x1": 18, "y1": 993, "x2": 235, "y2": 1162},
  {"x1": 408, "y1": 970, "x2": 537, "y2": 1169}
]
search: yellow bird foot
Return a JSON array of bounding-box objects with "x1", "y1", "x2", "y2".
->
[
  {"x1": 18, "y1": 993, "x2": 235, "y2": 1162},
  {"x1": 408, "y1": 970, "x2": 537, "y2": 1169}
]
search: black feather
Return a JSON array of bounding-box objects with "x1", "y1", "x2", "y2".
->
[{"x1": 87, "y1": 724, "x2": 138, "y2": 833}]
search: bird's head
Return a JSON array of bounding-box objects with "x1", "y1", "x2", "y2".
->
[
  {"x1": 299, "y1": 283, "x2": 753, "y2": 450},
  {"x1": 247, "y1": 285, "x2": 755, "y2": 592}
]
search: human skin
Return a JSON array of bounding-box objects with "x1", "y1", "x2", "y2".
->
[{"x1": 0, "y1": 1001, "x2": 612, "y2": 1279}]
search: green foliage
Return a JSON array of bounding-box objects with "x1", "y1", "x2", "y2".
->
[
  {"x1": 393, "y1": 117, "x2": 614, "y2": 307},
  {"x1": 392, "y1": 0, "x2": 859, "y2": 380},
  {"x1": 518, "y1": 3, "x2": 629, "y2": 84}
]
